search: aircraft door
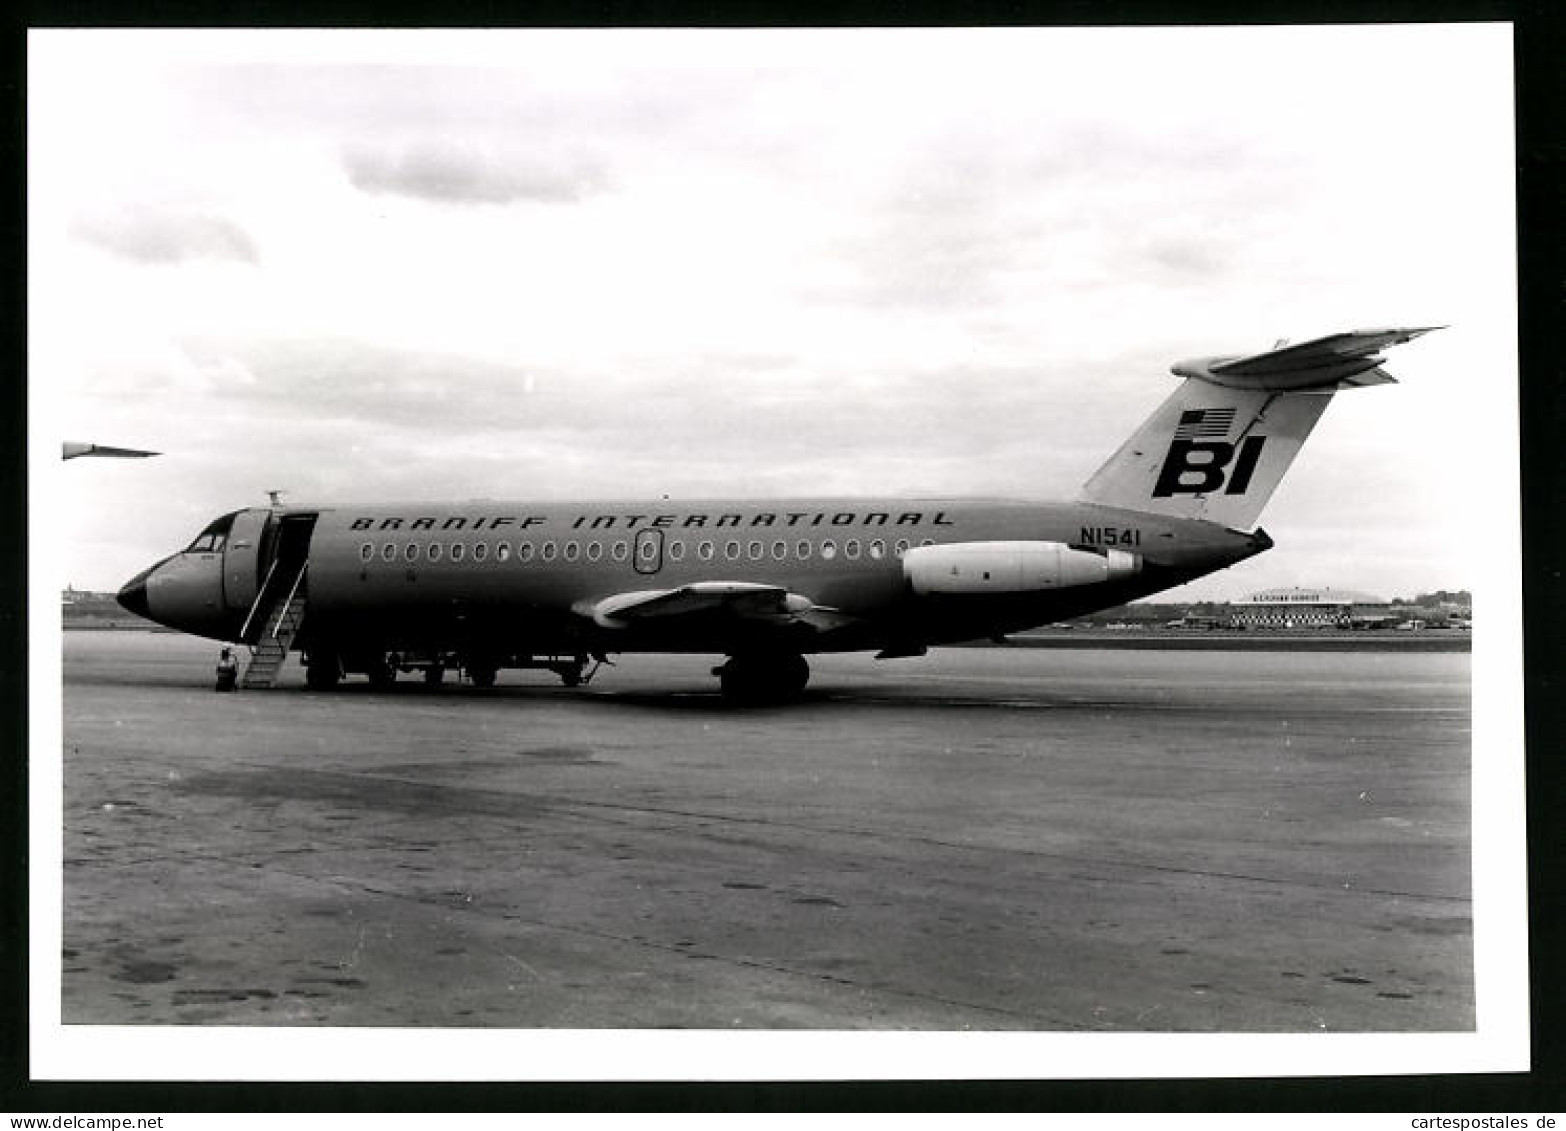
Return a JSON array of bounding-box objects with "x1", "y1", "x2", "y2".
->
[
  {"x1": 222, "y1": 508, "x2": 272, "y2": 610},
  {"x1": 633, "y1": 528, "x2": 664, "y2": 575}
]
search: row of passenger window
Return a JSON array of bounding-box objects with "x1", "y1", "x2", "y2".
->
[{"x1": 358, "y1": 536, "x2": 935, "y2": 567}]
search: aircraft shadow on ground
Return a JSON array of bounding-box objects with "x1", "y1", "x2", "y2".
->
[{"x1": 288, "y1": 679, "x2": 1095, "y2": 713}]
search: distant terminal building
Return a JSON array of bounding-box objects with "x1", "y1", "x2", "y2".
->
[{"x1": 1232, "y1": 586, "x2": 1389, "y2": 629}]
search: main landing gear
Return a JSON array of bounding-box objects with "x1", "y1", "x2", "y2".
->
[{"x1": 712, "y1": 652, "x2": 810, "y2": 704}]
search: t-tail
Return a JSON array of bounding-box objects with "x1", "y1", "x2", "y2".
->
[{"x1": 1078, "y1": 327, "x2": 1439, "y2": 530}]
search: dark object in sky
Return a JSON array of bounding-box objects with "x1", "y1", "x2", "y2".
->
[{"x1": 62, "y1": 442, "x2": 160, "y2": 460}]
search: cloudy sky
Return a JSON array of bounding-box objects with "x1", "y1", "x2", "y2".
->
[{"x1": 30, "y1": 26, "x2": 1516, "y2": 601}]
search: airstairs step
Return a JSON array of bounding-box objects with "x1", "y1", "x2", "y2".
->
[{"x1": 239, "y1": 566, "x2": 308, "y2": 689}]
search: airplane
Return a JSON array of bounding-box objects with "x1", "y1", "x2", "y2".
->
[
  {"x1": 114, "y1": 327, "x2": 1437, "y2": 701},
  {"x1": 63, "y1": 441, "x2": 160, "y2": 460}
]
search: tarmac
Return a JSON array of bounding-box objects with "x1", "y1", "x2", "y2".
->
[{"x1": 59, "y1": 630, "x2": 1473, "y2": 1031}]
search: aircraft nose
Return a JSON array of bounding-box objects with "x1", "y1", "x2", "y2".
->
[{"x1": 116, "y1": 566, "x2": 154, "y2": 618}]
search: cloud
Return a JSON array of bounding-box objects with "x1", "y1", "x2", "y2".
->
[
  {"x1": 343, "y1": 141, "x2": 607, "y2": 205},
  {"x1": 160, "y1": 335, "x2": 1135, "y2": 511},
  {"x1": 817, "y1": 159, "x2": 1048, "y2": 311},
  {"x1": 815, "y1": 122, "x2": 1293, "y2": 312},
  {"x1": 72, "y1": 209, "x2": 259, "y2": 265}
]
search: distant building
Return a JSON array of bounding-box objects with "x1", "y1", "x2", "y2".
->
[{"x1": 1232, "y1": 586, "x2": 1388, "y2": 629}]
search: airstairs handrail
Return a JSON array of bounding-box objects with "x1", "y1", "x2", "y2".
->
[
  {"x1": 271, "y1": 564, "x2": 308, "y2": 640},
  {"x1": 239, "y1": 558, "x2": 281, "y2": 642}
]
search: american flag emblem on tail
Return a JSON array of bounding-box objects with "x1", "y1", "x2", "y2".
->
[{"x1": 1174, "y1": 408, "x2": 1236, "y2": 439}]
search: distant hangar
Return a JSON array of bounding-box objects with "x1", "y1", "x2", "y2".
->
[{"x1": 1232, "y1": 586, "x2": 1388, "y2": 629}]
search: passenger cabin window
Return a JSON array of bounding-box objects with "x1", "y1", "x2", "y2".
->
[{"x1": 185, "y1": 512, "x2": 237, "y2": 554}]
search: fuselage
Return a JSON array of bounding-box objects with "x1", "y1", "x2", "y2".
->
[{"x1": 118, "y1": 495, "x2": 1268, "y2": 663}]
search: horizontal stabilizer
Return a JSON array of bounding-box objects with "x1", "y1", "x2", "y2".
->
[{"x1": 1173, "y1": 327, "x2": 1441, "y2": 391}]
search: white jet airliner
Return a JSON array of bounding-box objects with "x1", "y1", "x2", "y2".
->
[{"x1": 116, "y1": 328, "x2": 1436, "y2": 700}]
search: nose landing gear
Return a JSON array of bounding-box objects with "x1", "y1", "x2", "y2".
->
[
  {"x1": 366, "y1": 656, "x2": 398, "y2": 688},
  {"x1": 303, "y1": 651, "x2": 342, "y2": 691}
]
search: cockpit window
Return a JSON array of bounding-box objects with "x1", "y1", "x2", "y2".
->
[{"x1": 185, "y1": 512, "x2": 238, "y2": 554}]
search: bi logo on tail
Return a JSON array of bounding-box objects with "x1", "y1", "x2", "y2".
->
[{"x1": 1152, "y1": 408, "x2": 1267, "y2": 498}]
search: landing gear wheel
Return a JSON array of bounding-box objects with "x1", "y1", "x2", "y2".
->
[
  {"x1": 777, "y1": 653, "x2": 810, "y2": 696},
  {"x1": 468, "y1": 665, "x2": 497, "y2": 689},
  {"x1": 424, "y1": 664, "x2": 445, "y2": 687},
  {"x1": 716, "y1": 652, "x2": 809, "y2": 704},
  {"x1": 304, "y1": 655, "x2": 342, "y2": 691},
  {"x1": 366, "y1": 659, "x2": 396, "y2": 689}
]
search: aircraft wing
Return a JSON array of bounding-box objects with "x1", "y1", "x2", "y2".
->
[
  {"x1": 575, "y1": 582, "x2": 855, "y2": 631},
  {"x1": 62, "y1": 442, "x2": 160, "y2": 460},
  {"x1": 1187, "y1": 326, "x2": 1441, "y2": 390}
]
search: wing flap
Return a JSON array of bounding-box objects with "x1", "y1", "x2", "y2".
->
[{"x1": 576, "y1": 581, "x2": 830, "y2": 628}]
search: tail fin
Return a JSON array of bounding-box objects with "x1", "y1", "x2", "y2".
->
[{"x1": 1078, "y1": 327, "x2": 1438, "y2": 530}]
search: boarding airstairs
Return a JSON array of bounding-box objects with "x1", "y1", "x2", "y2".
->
[{"x1": 239, "y1": 561, "x2": 308, "y2": 689}]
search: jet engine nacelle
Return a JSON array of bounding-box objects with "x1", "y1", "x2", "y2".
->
[{"x1": 904, "y1": 540, "x2": 1140, "y2": 596}]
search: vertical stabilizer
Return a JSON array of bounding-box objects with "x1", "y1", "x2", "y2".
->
[{"x1": 1077, "y1": 327, "x2": 1436, "y2": 530}]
